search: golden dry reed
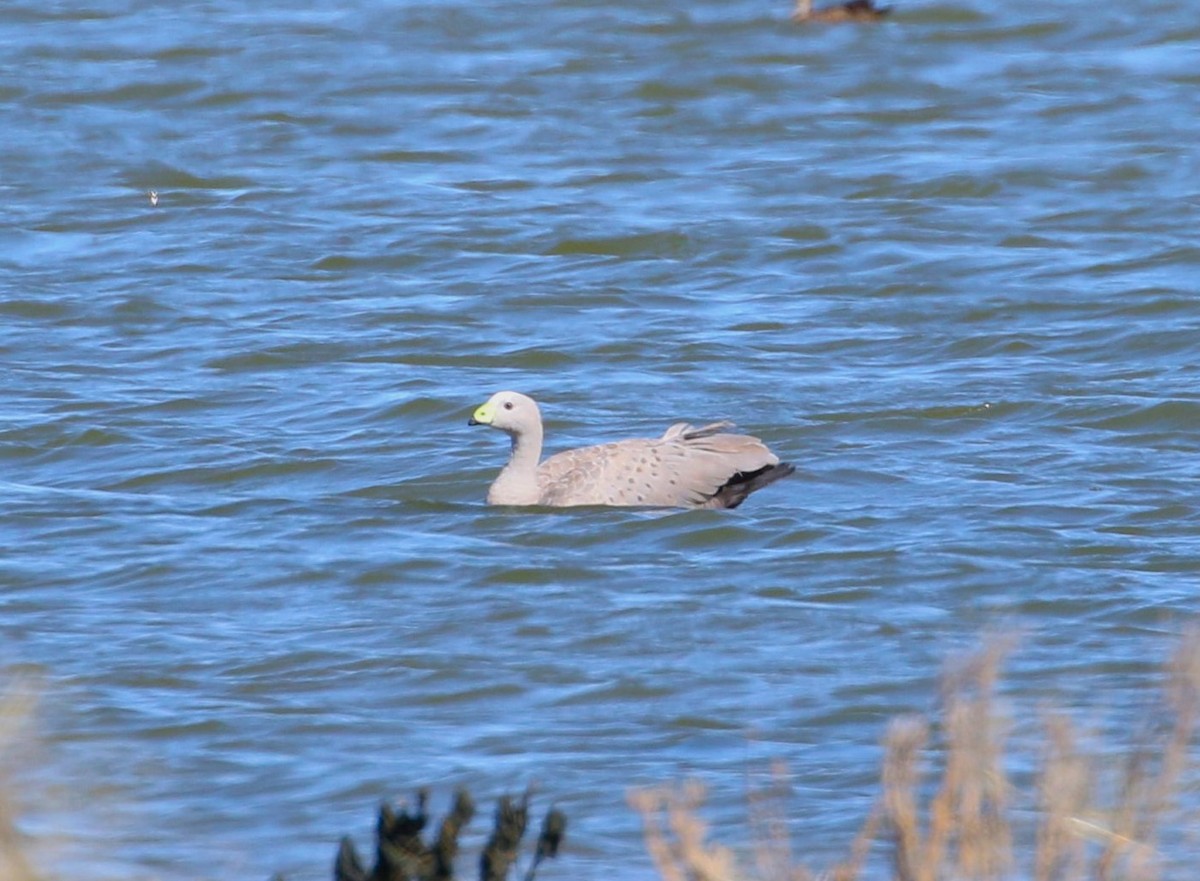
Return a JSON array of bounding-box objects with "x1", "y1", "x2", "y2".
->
[
  {"x1": 1, "y1": 678, "x2": 41, "y2": 881},
  {"x1": 630, "y1": 629, "x2": 1200, "y2": 881}
]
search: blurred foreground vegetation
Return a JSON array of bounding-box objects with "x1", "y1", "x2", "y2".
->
[
  {"x1": 4, "y1": 631, "x2": 1199, "y2": 881},
  {"x1": 631, "y1": 631, "x2": 1200, "y2": 881}
]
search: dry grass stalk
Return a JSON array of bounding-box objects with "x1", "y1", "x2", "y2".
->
[
  {"x1": 1, "y1": 679, "x2": 41, "y2": 881},
  {"x1": 931, "y1": 638, "x2": 1013, "y2": 880},
  {"x1": 746, "y1": 760, "x2": 802, "y2": 881},
  {"x1": 881, "y1": 715, "x2": 930, "y2": 881},
  {"x1": 745, "y1": 759, "x2": 881, "y2": 881},
  {"x1": 1090, "y1": 628, "x2": 1200, "y2": 881},
  {"x1": 877, "y1": 637, "x2": 1015, "y2": 881},
  {"x1": 1033, "y1": 711, "x2": 1090, "y2": 881},
  {"x1": 826, "y1": 799, "x2": 883, "y2": 881},
  {"x1": 745, "y1": 758, "x2": 881, "y2": 881},
  {"x1": 628, "y1": 781, "x2": 738, "y2": 881},
  {"x1": 632, "y1": 630, "x2": 1200, "y2": 881}
]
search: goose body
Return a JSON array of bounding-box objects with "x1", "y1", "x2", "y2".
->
[{"x1": 468, "y1": 391, "x2": 794, "y2": 509}]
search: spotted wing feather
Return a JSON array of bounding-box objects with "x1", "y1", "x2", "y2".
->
[{"x1": 535, "y1": 422, "x2": 789, "y2": 508}]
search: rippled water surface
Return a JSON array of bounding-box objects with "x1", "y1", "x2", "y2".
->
[{"x1": 3, "y1": 0, "x2": 1200, "y2": 878}]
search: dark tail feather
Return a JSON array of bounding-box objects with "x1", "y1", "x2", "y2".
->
[{"x1": 709, "y1": 462, "x2": 795, "y2": 509}]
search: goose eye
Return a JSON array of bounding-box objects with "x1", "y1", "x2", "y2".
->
[{"x1": 503, "y1": 401, "x2": 514, "y2": 410}]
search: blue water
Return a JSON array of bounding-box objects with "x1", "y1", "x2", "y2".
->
[{"x1": 2, "y1": 1, "x2": 1199, "y2": 878}]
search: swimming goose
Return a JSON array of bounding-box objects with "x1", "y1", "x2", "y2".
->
[{"x1": 468, "y1": 391, "x2": 794, "y2": 509}]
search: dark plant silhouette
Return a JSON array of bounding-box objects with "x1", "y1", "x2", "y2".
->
[{"x1": 336, "y1": 787, "x2": 565, "y2": 881}]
